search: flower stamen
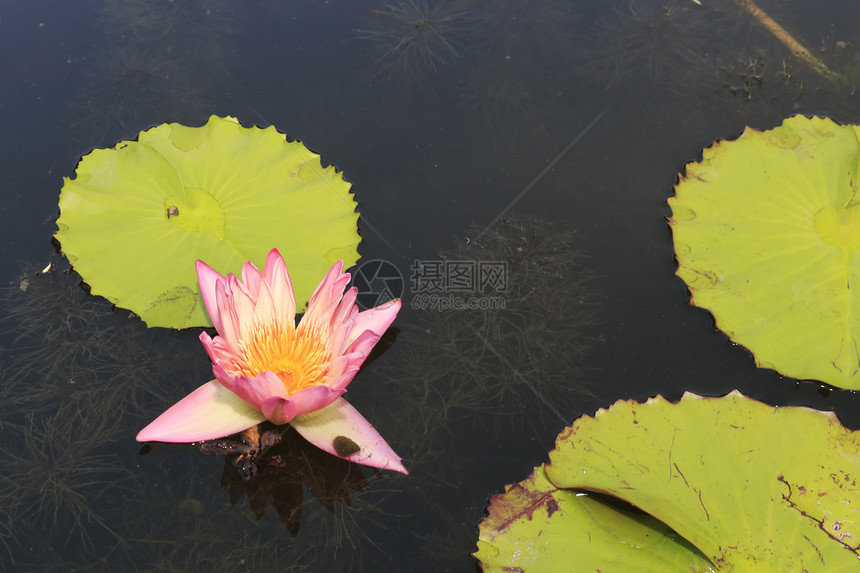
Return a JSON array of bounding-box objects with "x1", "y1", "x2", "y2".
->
[{"x1": 237, "y1": 318, "x2": 330, "y2": 394}]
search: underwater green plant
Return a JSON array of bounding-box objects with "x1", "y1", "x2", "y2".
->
[
  {"x1": 475, "y1": 391, "x2": 860, "y2": 571},
  {"x1": 99, "y1": 0, "x2": 236, "y2": 56},
  {"x1": 69, "y1": 0, "x2": 238, "y2": 148},
  {"x1": 472, "y1": 0, "x2": 579, "y2": 63},
  {"x1": 67, "y1": 46, "x2": 208, "y2": 147},
  {"x1": 682, "y1": 50, "x2": 807, "y2": 129},
  {"x1": 579, "y1": 0, "x2": 712, "y2": 92},
  {"x1": 55, "y1": 116, "x2": 361, "y2": 328},
  {"x1": 669, "y1": 115, "x2": 860, "y2": 389},
  {"x1": 371, "y1": 219, "x2": 599, "y2": 482},
  {"x1": 456, "y1": 57, "x2": 562, "y2": 150},
  {"x1": 0, "y1": 403, "x2": 138, "y2": 560},
  {"x1": 355, "y1": 0, "x2": 475, "y2": 87},
  {"x1": 420, "y1": 219, "x2": 598, "y2": 429},
  {"x1": 0, "y1": 261, "x2": 205, "y2": 423}
]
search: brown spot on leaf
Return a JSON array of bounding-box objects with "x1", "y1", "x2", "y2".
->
[{"x1": 546, "y1": 498, "x2": 559, "y2": 517}]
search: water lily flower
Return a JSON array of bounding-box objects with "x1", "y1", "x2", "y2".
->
[{"x1": 137, "y1": 249, "x2": 406, "y2": 474}]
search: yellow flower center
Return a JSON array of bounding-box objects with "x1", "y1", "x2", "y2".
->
[{"x1": 236, "y1": 318, "x2": 330, "y2": 395}]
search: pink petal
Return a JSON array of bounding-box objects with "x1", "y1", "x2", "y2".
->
[
  {"x1": 210, "y1": 360, "x2": 239, "y2": 392},
  {"x1": 253, "y1": 279, "x2": 278, "y2": 326},
  {"x1": 330, "y1": 286, "x2": 358, "y2": 330},
  {"x1": 262, "y1": 249, "x2": 296, "y2": 327},
  {"x1": 240, "y1": 259, "x2": 263, "y2": 296},
  {"x1": 260, "y1": 384, "x2": 345, "y2": 424},
  {"x1": 347, "y1": 299, "x2": 401, "y2": 347},
  {"x1": 215, "y1": 280, "x2": 241, "y2": 351},
  {"x1": 220, "y1": 369, "x2": 288, "y2": 411},
  {"x1": 199, "y1": 331, "x2": 236, "y2": 364},
  {"x1": 325, "y1": 354, "x2": 363, "y2": 389},
  {"x1": 326, "y1": 288, "x2": 359, "y2": 355},
  {"x1": 344, "y1": 329, "x2": 381, "y2": 361},
  {"x1": 289, "y1": 397, "x2": 407, "y2": 474},
  {"x1": 302, "y1": 261, "x2": 350, "y2": 328},
  {"x1": 136, "y1": 379, "x2": 266, "y2": 443},
  {"x1": 322, "y1": 333, "x2": 378, "y2": 390},
  {"x1": 228, "y1": 274, "x2": 258, "y2": 341},
  {"x1": 196, "y1": 260, "x2": 226, "y2": 333}
]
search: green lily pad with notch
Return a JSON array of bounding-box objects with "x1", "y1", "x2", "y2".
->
[
  {"x1": 669, "y1": 115, "x2": 860, "y2": 389},
  {"x1": 475, "y1": 463, "x2": 715, "y2": 572},
  {"x1": 55, "y1": 115, "x2": 360, "y2": 328},
  {"x1": 510, "y1": 391, "x2": 860, "y2": 571}
]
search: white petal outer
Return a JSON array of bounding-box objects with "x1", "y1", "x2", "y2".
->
[
  {"x1": 136, "y1": 379, "x2": 266, "y2": 443},
  {"x1": 290, "y1": 397, "x2": 407, "y2": 474}
]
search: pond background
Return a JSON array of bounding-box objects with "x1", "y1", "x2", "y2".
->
[{"x1": 2, "y1": 0, "x2": 860, "y2": 571}]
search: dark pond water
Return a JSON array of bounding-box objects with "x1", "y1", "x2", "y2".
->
[{"x1": 3, "y1": 0, "x2": 860, "y2": 571}]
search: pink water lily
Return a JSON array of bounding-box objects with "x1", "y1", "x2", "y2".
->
[{"x1": 137, "y1": 249, "x2": 406, "y2": 474}]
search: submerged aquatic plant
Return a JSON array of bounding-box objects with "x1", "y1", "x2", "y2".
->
[
  {"x1": 0, "y1": 260, "x2": 202, "y2": 426},
  {"x1": 420, "y1": 219, "x2": 597, "y2": 428},
  {"x1": 0, "y1": 402, "x2": 137, "y2": 560},
  {"x1": 474, "y1": 0, "x2": 579, "y2": 61},
  {"x1": 70, "y1": 0, "x2": 238, "y2": 147},
  {"x1": 577, "y1": 0, "x2": 724, "y2": 106},
  {"x1": 67, "y1": 45, "x2": 206, "y2": 147},
  {"x1": 369, "y1": 218, "x2": 599, "y2": 491},
  {"x1": 99, "y1": 0, "x2": 236, "y2": 54},
  {"x1": 356, "y1": 0, "x2": 474, "y2": 86},
  {"x1": 457, "y1": 58, "x2": 562, "y2": 150},
  {"x1": 137, "y1": 249, "x2": 406, "y2": 474},
  {"x1": 585, "y1": 0, "x2": 705, "y2": 84}
]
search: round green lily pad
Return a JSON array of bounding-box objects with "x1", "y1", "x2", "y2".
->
[
  {"x1": 55, "y1": 115, "x2": 360, "y2": 328},
  {"x1": 669, "y1": 115, "x2": 860, "y2": 389},
  {"x1": 477, "y1": 391, "x2": 860, "y2": 571}
]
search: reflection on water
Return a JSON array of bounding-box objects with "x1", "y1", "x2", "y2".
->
[{"x1": 201, "y1": 423, "x2": 376, "y2": 536}]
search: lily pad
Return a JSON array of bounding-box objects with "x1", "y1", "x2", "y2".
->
[
  {"x1": 477, "y1": 390, "x2": 860, "y2": 571},
  {"x1": 475, "y1": 464, "x2": 714, "y2": 572},
  {"x1": 55, "y1": 115, "x2": 360, "y2": 328},
  {"x1": 477, "y1": 391, "x2": 860, "y2": 571},
  {"x1": 668, "y1": 115, "x2": 860, "y2": 389}
]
